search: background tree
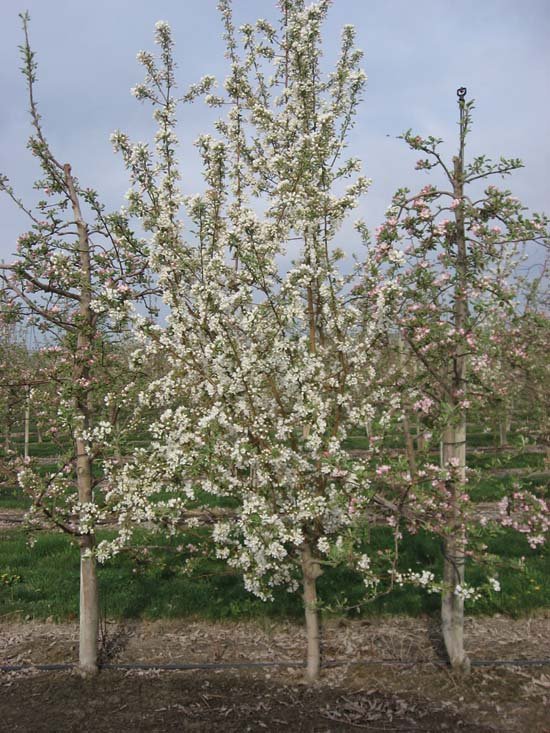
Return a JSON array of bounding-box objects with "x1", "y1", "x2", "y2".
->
[{"x1": 0, "y1": 325, "x2": 34, "y2": 457}]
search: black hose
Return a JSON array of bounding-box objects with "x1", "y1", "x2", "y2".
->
[{"x1": 1, "y1": 657, "x2": 550, "y2": 673}]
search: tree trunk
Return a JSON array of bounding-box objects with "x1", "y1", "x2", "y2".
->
[
  {"x1": 397, "y1": 337, "x2": 417, "y2": 476},
  {"x1": 416, "y1": 418, "x2": 426, "y2": 452},
  {"x1": 65, "y1": 163, "x2": 99, "y2": 676},
  {"x1": 441, "y1": 422, "x2": 470, "y2": 672},
  {"x1": 75, "y1": 432, "x2": 98, "y2": 675},
  {"x1": 113, "y1": 417, "x2": 122, "y2": 464},
  {"x1": 440, "y1": 100, "x2": 470, "y2": 674},
  {"x1": 498, "y1": 419, "x2": 507, "y2": 448},
  {"x1": 79, "y1": 533, "x2": 99, "y2": 675},
  {"x1": 498, "y1": 400, "x2": 511, "y2": 448},
  {"x1": 365, "y1": 419, "x2": 372, "y2": 439},
  {"x1": 301, "y1": 542, "x2": 322, "y2": 681},
  {"x1": 505, "y1": 403, "x2": 512, "y2": 438},
  {"x1": 24, "y1": 390, "x2": 30, "y2": 460},
  {"x1": 402, "y1": 410, "x2": 417, "y2": 476}
]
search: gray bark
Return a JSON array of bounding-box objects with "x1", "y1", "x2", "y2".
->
[
  {"x1": 79, "y1": 537, "x2": 99, "y2": 675},
  {"x1": 397, "y1": 337, "x2": 417, "y2": 476},
  {"x1": 65, "y1": 163, "x2": 99, "y2": 676},
  {"x1": 416, "y1": 419, "x2": 426, "y2": 452},
  {"x1": 441, "y1": 423, "x2": 470, "y2": 672},
  {"x1": 301, "y1": 542, "x2": 322, "y2": 681},
  {"x1": 24, "y1": 390, "x2": 30, "y2": 460},
  {"x1": 440, "y1": 107, "x2": 470, "y2": 673}
]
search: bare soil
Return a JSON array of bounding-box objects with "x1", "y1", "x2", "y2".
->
[{"x1": 1, "y1": 616, "x2": 549, "y2": 731}]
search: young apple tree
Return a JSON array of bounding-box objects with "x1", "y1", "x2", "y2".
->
[
  {"x1": 103, "y1": 1, "x2": 402, "y2": 681},
  {"x1": 375, "y1": 90, "x2": 549, "y2": 670},
  {"x1": 0, "y1": 13, "x2": 153, "y2": 675}
]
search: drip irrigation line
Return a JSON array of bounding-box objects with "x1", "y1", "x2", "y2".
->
[{"x1": 1, "y1": 657, "x2": 550, "y2": 673}]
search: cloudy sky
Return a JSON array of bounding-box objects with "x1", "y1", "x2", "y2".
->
[{"x1": 1, "y1": 0, "x2": 549, "y2": 263}]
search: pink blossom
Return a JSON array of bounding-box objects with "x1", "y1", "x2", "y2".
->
[{"x1": 413, "y1": 397, "x2": 434, "y2": 414}]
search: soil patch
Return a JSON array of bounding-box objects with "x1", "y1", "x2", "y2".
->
[
  {"x1": 0, "y1": 667, "x2": 505, "y2": 732},
  {"x1": 1, "y1": 616, "x2": 549, "y2": 731}
]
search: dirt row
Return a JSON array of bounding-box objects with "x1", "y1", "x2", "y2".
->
[{"x1": 1, "y1": 615, "x2": 549, "y2": 731}]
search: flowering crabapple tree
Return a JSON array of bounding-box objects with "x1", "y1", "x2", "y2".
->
[
  {"x1": 102, "y1": 1, "x2": 402, "y2": 681},
  {"x1": 376, "y1": 91, "x2": 549, "y2": 670},
  {"x1": 0, "y1": 14, "x2": 154, "y2": 675}
]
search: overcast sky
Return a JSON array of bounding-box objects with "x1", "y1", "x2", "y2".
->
[{"x1": 1, "y1": 0, "x2": 549, "y2": 263}]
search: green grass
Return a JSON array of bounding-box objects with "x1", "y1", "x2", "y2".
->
[
  {"x1": 342, "y1": 434, "x2": 370, "y2": 451},
  {"x1": 468, "y1": 475, "x2": 515, "y2": 502},
  {"x1": 467, "y1": 451, "x2": 545, "y2": 471},
  {"x1": 1, "y1": 526, "x2": 547, "y2": 622},
  {"x1": 0, "y1": 529, "x2": 302, "y2": 621},
  {"x1": 0, "y1": 459, "x2": 107, "y2": 511},
  {"x1": 1, "y1": 440, "x2": 62, "y2": 459},
  {"x1": 0, "y1": 487, "x2": 30, "y2": 510},
  {"x1": 1, "y1": 431, "x2": 546, "y2": 623}
]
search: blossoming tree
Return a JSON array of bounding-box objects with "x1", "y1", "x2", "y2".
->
[
  {"x1": 0, "y1": 14, "x2": 154, "y2": 675},
  {"x1": 104, "y1": 1, "x2": 402, "y2": 681},
  {"x1": 376, "y1": 90, "x2": 549, "y2": 670}
]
